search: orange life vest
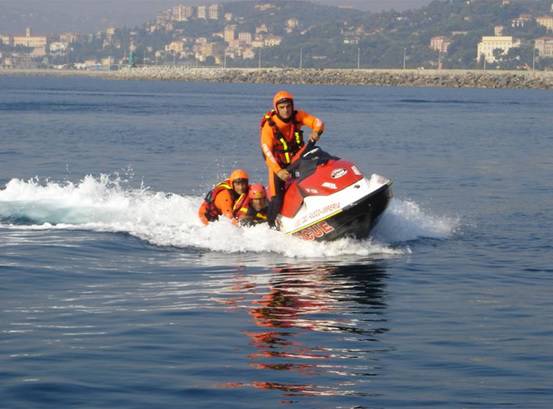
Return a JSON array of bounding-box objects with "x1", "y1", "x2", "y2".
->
[
  {"x1": 238, "y1": 200, "x2": 268, "y2": 225},
  {"x1": 260, "y1": 110, "x2": 304, "y2": 167},
  {"x1": 201, "y1": 179, "x2": 248, "y2": 222}
]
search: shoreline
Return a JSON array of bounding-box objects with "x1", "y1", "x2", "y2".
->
[{"x1": 1, "y1": 67, "x2": 552, "y2": 89}]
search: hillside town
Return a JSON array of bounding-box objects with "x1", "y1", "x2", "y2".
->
[{"x1": 1, "y1": 0, "x2": 552, "y2": 71}]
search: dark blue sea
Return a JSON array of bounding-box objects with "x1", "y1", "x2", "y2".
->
[{"x1": 1, "y1": 75, "x2": 552, "y2": 408}]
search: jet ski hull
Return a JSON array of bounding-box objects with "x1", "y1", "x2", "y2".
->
[
  {"x1": 291, "y1": 182, "x2": 392, "y2": 242},
  {"x1": 276, "y1": 146, "x2": 393, "y2": 242}
]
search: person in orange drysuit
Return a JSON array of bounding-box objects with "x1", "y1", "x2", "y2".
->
[
  {"x1": 198, "y1": 169, "x2": 249, "y2": 225},
  {"x1": 260, "y1": 90, "x2": 325, "y2": 226},
  {"x1": 237, "y1": 183, "x2": 269, "y2": 226}
]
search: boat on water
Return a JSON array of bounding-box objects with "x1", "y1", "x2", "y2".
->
[{"x1": 276, "y1": 145, "x2": 392, "y2": 241}]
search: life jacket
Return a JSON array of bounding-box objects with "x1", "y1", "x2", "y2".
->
[
  {"x1": 238, "y1": 201, "x2": 268, "y2": 225},
  {"x1": 260, "y1": 110, "x2": 304, "y2": 166},
  {"x1": 201, "y1": 179, "x2": 248, "y2": 222}
]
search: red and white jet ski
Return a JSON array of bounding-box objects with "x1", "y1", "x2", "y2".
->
[{"x1": 277, "y1": 145, "x2": 392, "y2": 241}]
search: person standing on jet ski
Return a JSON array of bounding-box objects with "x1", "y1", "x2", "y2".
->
[
  {"x1": 198, "y1": 169, "x2": 250, "y2": 225},
  {"x1": 260, "y1": 91, "x2": 325, "y2": 226},
  {"x1": 237, "y1": 183, "x2": 269, "y2": 227}
]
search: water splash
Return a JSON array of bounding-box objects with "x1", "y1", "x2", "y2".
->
[
  {"x1": 0, "y1": 176, "x2": 458, "y2": 257},
  {"x1": 372, "y1": 199, "x2": 460, "y2": 243}
]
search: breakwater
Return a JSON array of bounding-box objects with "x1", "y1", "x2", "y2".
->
[{"x1": 2, "y1": 67, "x2": 553, "y2": 89}]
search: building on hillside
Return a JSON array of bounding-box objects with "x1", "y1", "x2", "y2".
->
[
  {"x1": 242, "y1": 48, "x2": 255, "y2": 60},
  {"x1": 156, "y1": 10, "x2": 172, "y2": 25},
  {"x1": 30, "y1": 47, "x2": 46, "y2": 58},
  {"x1": 60, "y1": 32, "x2": 79, "y2": 44},
  {"x1": 208, "y1": 4, "x2": 220, "y2": 20},
  {"x1": 251, "y1": 39, "x2": 265, "y2": 48},
  {"x1": 477, "y1": 36, "x2": 520, "y2": 63},
  {"x1": 264, "y1": 35, "x2": 282, "y2": 47},
  {"x1": 511, "y1": 14, "x2": 532, "y2": 28},
  {"x1": 343, "y1": 34, "x2": 360, "y2": 45},
  {"x1": 195, "y1": 37, "x2": 209, "y2": 46},
  {"x1": 0, "y1": 34, "x2": 11, "y2": 46},
  {"x1": 106, "y1": 27, "x2": 117, "y2": 39},
  {"x1": 195, "y1": 42, "x2": 223, "y2": 64},
  {"x1": 537, "y1": 15, "x2": 553, "y2": 31},
  {"x1": 535, "y1": 36, "x2": 553, "y2": 57},
  {"x1": 255, "y1": 4, "x2": 276, "y2": 11},
  {"x1": 224, "y1": 13, "x2": 233, "y2": 21},
  {"x1": 173, "y1": 5, "x2": 193, "y2": 21},
  {"x1": 12, "y1": 28, "x2": 47, "y2": 48},
  {"x1": 49, "y1": 42, "x2": 68, "y2": 55},
  {"x1": 165, "y1": 40, "x2": 186, "y2": 54},
  {"x1": 238, "y1": 32, "x2": 252, "y2": 44},
  {"x1": 224, "y1": 25, "x2": 236, "y2": 43},
  {"x1": 197, "y1": 6, "x2": 207, "y2": 19},
  {"x1": 286, "y1": 18, "x2": 299, "y2": 33},
  {"x1": 430, "y1": 36, "x2": 451, "y2": 53},
  {"x1": 4, "y1": 53, "x2": 36, "y2": 68},
  {"x1": 494, "y1": 25, "x2": 504, "y2": 36},
  {"x1": 256, "y1": 24, "x2": 269, "y2": 34}
]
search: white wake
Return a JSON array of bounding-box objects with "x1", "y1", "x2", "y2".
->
[{"x1": 0, "y1": 176, "x2": 459, "y2": 258}]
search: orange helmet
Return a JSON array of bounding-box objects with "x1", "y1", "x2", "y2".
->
[
  {"x1": 229, "y1": 169, "x2": 249, "y2": 184},
  {"x1": 273, "y1": 90, "x2": 294, "y2": 110},
  {"x1": 248, "y1": 183, "x2": 267, "y2": 200}
]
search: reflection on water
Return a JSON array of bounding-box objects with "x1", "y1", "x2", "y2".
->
[{"x1": 221, "y1": 262, "x2": 390, "y2": 398}]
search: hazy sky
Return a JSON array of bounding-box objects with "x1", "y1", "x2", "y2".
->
[{"x1": 2, "y1": 0, "x2": 434, "y2": 34}]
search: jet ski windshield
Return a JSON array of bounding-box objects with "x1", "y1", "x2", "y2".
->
[{"x1": 288, "y1": 147, "x2": 339, "y2": 181}]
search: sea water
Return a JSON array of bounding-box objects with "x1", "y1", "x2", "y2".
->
[{"x1": 1, "y1": 76, "x2": 552, "y2": 408}]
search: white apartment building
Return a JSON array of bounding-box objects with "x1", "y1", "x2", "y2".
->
[
  {"x1": 197, "y1": 6, "x2": 207, "y2": 19},
  {"x1": 49, "y1": 42, "x2": 68, "y2": 54},
  {"x1": 12, "y1": 28, "x2": 47, "y2": 48},
  {"x1": 430, "y1": 36, "x2": 451, "y2": 53},
  {"x1": 238, "y1": 32, "x2": 252, "y2": 44},
  {"x1": 536, "y1": 15, "x2": 553, "y2": 31},
  {"x1": 477, "y1": 36, "x2": 520, "y2": 63},
  {"x1": 511, "y1": 14, "x2": 532, "y2": 28},
  {"x1": 165, "y1": 40, "x2": 186, "y2": 54},
  {"x1": 173, "y1": 5, "x2": 193, "y2": 21},
  {"x1": 224, "y1": 25, "x2": 236, "y2": 43},
  {"x1": 264, "y1": 35, "x2": 282, "y2": 47},
  {"x1": 208, "y1": 5, "x2": 220, "y2": 20},
  {"x1": 535, "y1": 36, "x2": 553, "y2": 58}
]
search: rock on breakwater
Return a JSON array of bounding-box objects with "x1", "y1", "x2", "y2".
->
[{"x1": 2, "y1": 67, "x2": 553, "y2": 89}]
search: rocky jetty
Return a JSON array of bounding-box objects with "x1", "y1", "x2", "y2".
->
[{"x1": 2, "y1": 67, "x2": 552, "y2": 89}]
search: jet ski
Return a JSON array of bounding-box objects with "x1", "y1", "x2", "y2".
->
[{"x1": 276, "y1": 144, "x2": 392, "y2": 241}]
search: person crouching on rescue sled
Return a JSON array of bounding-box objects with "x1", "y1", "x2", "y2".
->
[
  {"x1": 260, "y1": 90, "x2": 325, "y2": 226},
  {"x1": 198, "y1": 169, "x2": 249, "y2": 225},
  {"x1": 238, "y1": 183, "x2": 269, "y2": 227}
]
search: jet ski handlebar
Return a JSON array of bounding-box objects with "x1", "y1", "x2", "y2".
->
[{"x1": 286, "y1": 140, "x2": 340, "y2": 181}]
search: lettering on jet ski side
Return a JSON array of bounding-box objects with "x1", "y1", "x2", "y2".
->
[
  {"x1": 295, "y1": 203, "x2": 341, "y2": 228},
  {"x1": 295, "y1": 221, "x2": 335, "y2": 241}
]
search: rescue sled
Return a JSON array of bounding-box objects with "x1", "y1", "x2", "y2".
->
[{"x1": 277, "y1": 145, "x2": 392, "y2": 241}]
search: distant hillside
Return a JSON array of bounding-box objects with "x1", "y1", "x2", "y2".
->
[
  {"x1": 0, "y1": 0, "x2": 432, "y2": 34},
  {"x1": 2, "y1": 0, "x2": 552, "y2": 70},
  {"x1": 218, "y1": 0, "x2": 553, "y2": 69}
]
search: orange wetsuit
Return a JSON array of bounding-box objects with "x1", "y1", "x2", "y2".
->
[
  {"x1": 198, "y1": 181, "x2": 247, "y2": 225},
  {"x1": 260, "y1": 110, "x2": 324, "y2": 198}
]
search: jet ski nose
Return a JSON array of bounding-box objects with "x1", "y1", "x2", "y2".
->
[{"x1": 370, "y1": 174, "x2": 392, "y2": 186}]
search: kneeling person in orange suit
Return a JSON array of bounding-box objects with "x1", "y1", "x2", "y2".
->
[
  {"x1": 238, "y1": 183, "x2": 269, "y2": 227},
  {"x1": 198, "y1": 169, "x2": 249, "y2": 225},
  {"x1": 260, "y1": 90, "x2": 325, "y2": 226}
]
